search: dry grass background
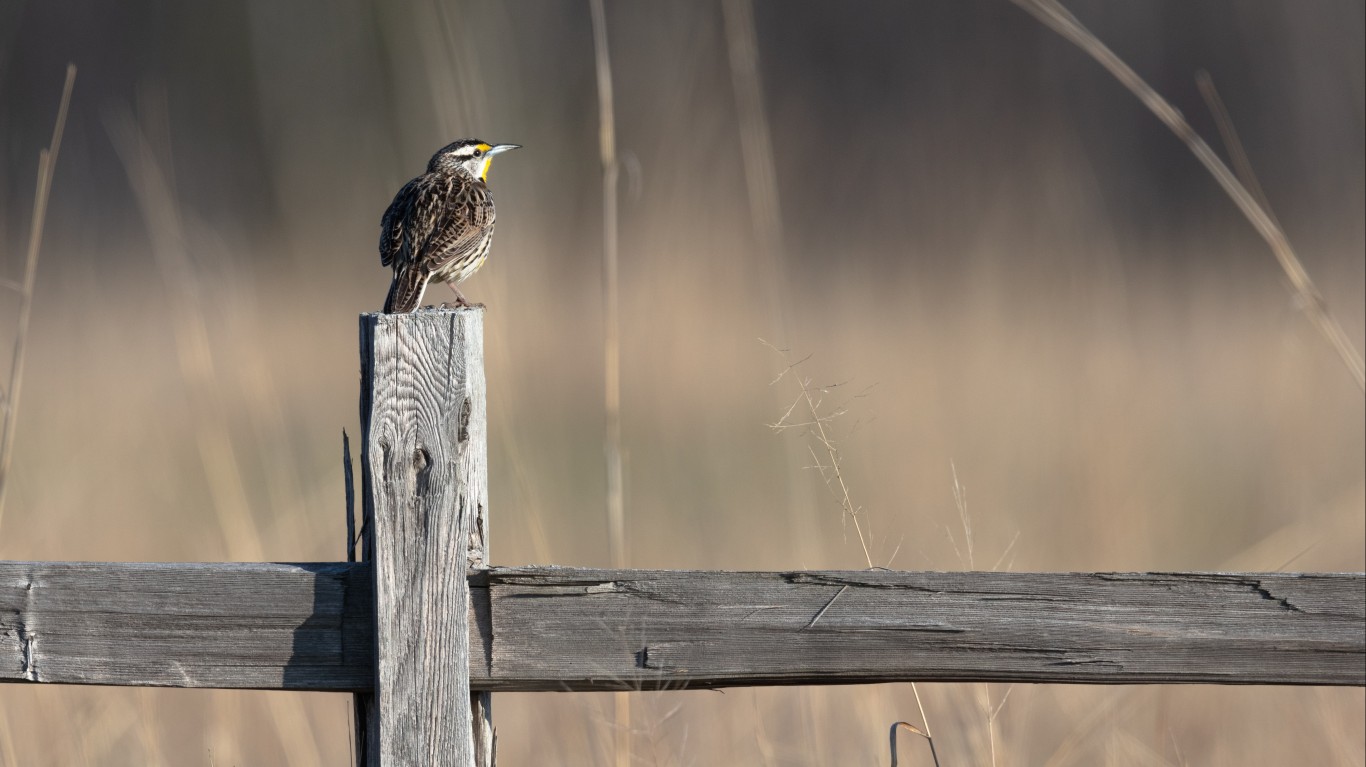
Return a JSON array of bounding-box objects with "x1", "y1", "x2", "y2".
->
[{"x1": 2, "y1": 1, "x2": 1364, "y2": 764}]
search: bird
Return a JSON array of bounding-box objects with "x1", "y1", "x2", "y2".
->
[{"x1": 379, "y1": 139, "x2": 520, "y2": 313}]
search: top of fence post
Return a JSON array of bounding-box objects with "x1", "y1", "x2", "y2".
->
[{"x1": 357, "y1": 307, "x2": 491, "y2": 766}]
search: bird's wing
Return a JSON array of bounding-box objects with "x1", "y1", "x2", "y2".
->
[
  {"x1": 420, "y1": 175, "x2": 497, "y2": 271},
  {"x1": 378, "y1": 176, "x2": 425, "y2": 267}
]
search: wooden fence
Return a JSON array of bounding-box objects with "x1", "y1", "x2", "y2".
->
[{"x1": 2, "y1": 308, "x2": 1363, "y2": 766}]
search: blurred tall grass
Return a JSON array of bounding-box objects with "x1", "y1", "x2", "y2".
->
[{"x1": 1, "y1": 1, "x2": 1362, "y2": 764}]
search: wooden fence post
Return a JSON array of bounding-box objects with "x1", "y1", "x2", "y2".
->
[{"x1": 355, "y1": 308, "x2": 493, "y2": 766}]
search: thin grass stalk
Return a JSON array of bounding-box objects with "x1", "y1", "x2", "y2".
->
[
  {"x1": 424, "y1": 0, "x2": 488, "y2": 133},
  {"x1": 766, "y1": 346, "x2": 875, "y2": 567},
  {"x1": 589, "y1": 0, "x2": 623, "y2": 573},
  {"x1": 798, "y1": 378, "x2": 874, "y2": 567},
  {"x1": 0, "y1": 64, "x2": 75, "y2": 535},
  {"x1": 1195, "y1": 71, "x2": 1280, "y2": 227},
  {"x1": 723, "y1": 11, "x2": 919, "y2": 756},
  {"x1": 720, "y1": 0, "x2": 789, "y2": 339},
  {"x1": 589, "y1": 2, "x2": 630, "y2": 765},
  {"x1": 1010, "y1": 0, "x2": 1364, "y2": 391},
  {"x1": 984, "y1": 682, "x2": 998, "y2": 766},
  {"x1": 1042, "y1": 687, "x2": 1142, "y2": 767},
  {"x1": 952, "y1": 463, "x2": 1013, "y2": 763},
  {"x1": 770, "y1": 347, "x2": 943, "y2": 760},
  {"x1": 907, "y1": 685, "x2": 939, "y2": 766},
  {"x1": 106, "y1": 99, "x2": 322, "y2": 767},
  {"x1": 722, "y1": 0, "x2": 827, "y2": 580},
  {"x1": 105, "y1": 102, "x2": 266, "y2": 562}
]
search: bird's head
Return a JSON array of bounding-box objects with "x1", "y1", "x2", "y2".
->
[{"x1": 428, "y1": 139, "x2": 521, "y2": 180}]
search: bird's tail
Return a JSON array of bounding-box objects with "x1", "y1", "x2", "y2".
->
[{"x1": 384, "y1": 268, "x2": 429, "y2": 313}]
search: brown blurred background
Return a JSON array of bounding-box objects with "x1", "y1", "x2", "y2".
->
[{"x1": 2, "y1": 1, "x2": 1363, "y2": 764}]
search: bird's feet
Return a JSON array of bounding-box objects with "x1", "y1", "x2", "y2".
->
[{"x1": 440, "y1": 284, "x2": 483, "y2": 309}]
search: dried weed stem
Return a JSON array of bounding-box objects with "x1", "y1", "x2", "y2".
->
[
  {"x1": 0, "y1": 64, "x2": 75, "y2": 533},
  {"x1": 1010, "y1": 0, "x2": 1364, "y2": 391},
  {"x1": 589, "y1": 1, "x2": 630, "y2": 764},
  {"x1": 766, "y1": 345, "x2": 874, "y2": 568},
  {"x1": 767, "y1": 343, "x2": 940, "y2": 759}
]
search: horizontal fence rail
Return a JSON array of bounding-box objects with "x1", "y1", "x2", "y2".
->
[
  {"x1": 2, "y1": 562, "x2": 1362, "y2": 691},
  {"x1": 0, "y1": 561, "x2": 373, "y2": 690}
]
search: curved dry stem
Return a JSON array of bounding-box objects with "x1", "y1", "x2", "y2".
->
[
  {"x1": 1011, "y1": 0, "x2": 1364, "y2": 391},
  {"x1": 890, "y1": 720, "x2": 942, "y2": 767},
  {"x1": 0, "y1": 63, "x2": 76, "y2": 534}
]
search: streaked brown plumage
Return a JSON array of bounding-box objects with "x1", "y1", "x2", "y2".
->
[{"x1": 380, "y1": 139, "x2": 520, "y2": 313}]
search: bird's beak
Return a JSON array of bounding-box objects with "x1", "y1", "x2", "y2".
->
[{"x1": 487, "y1": 143, "x2": 521, "y2": 155}]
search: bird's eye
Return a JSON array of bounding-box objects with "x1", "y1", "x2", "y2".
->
[{"x1": 472, "y1": 148, "x2": 484, "y2": 158}]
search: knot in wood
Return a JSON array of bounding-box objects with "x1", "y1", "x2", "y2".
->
[{"x1": 458, "y1": 399, "x2": 472, "y2": 444}]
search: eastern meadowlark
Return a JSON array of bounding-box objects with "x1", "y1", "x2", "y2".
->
[{"x1": 379, "y1": 139, "x2": 520, "y2": 313}]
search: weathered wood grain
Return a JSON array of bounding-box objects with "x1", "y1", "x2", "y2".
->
[
  {"x1": 0, "y1": 561, "x2": 372, "y2": 690},
  {"x1": 479, "y1": 568, "x2": 1365, "y2": 689},
  {"x1": 359, "y1": 308, "x2": 488, "y2": 766},
  {"x1": 4, "y1": 565, "x2": 1360, "y2": 690}
]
